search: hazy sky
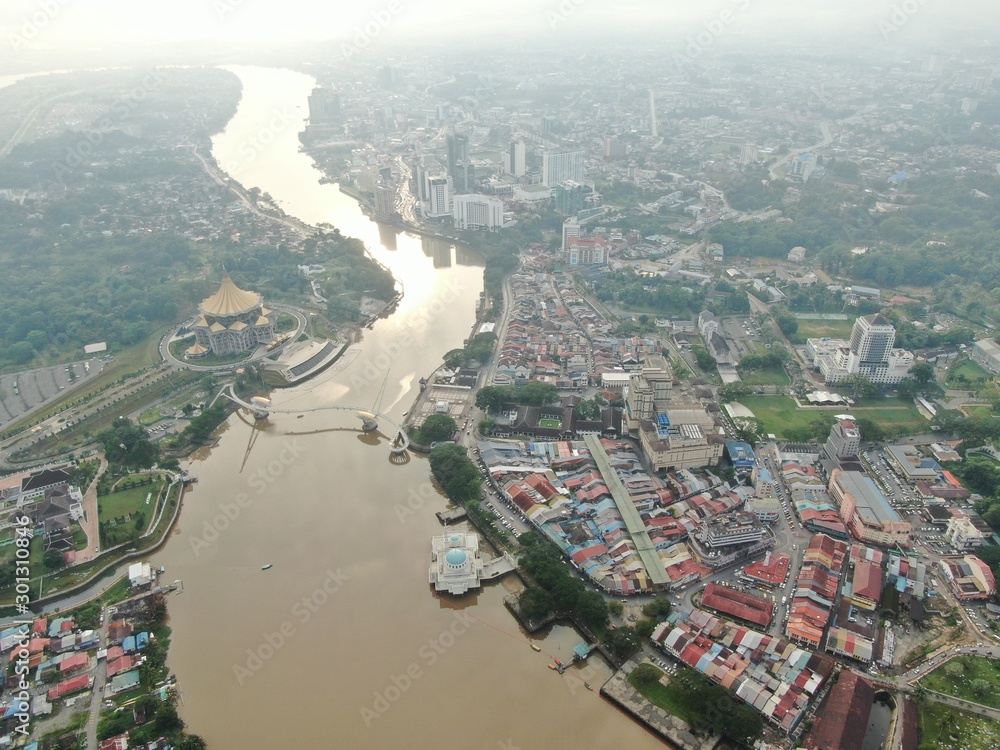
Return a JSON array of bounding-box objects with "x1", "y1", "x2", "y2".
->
[{"x1": 2, "y1": 0, "x2": 998, "y2": 53}]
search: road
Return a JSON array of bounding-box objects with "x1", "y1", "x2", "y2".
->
[
  {"x1": 84, "y1": 604, "x2": 110, "y2": 750},
  {"x1": 767, "y1": 120, "x2": 834, "y2": 180},
  {"x1": 0, "y1": 87, "x2": 91, "y2": 160},
  {"x1": 75, "y1": 454, "x2": 108, "y2": 565}
]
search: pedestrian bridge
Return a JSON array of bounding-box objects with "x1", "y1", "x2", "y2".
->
[{"x1": 220, "y1": 386, "x2": 410, "y2": 454}]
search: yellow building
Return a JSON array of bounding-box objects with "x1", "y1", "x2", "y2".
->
[{"x1": 188, "y1": 274, "x2": 276, "y2": 358}]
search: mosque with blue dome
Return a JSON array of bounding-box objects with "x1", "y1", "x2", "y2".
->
[{"x1": 429, "y1": 531, "x2": 484, "y2": 595}]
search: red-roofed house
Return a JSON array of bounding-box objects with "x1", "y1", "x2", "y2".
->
[
  {"x1": 59, "y1": 653, "x2": 89, "y2": 674},
  {"x1": 851, "y1": 559, "x2": 883, "y2": 610}
]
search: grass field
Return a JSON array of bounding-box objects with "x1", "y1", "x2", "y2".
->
[
  {"x1": 98, "y1": 480, "x2": 164, "y2": 525},
  {"x1": 920, "y1": 656, "x2": 1000, "y2": 710},
  {"x1": 962, "y1": 404, "x2": 997, "y2": 419},
  {"x1": 739, "y1": 366, "x2": 791, "y2": 386},
  {"x1": 917, "y1": 700, "x2": 1000, "y2": 750},
  {"x1": 734, "y1": 396, "x2": 927, "y2": 438},
  {"x1": 627, "y1": 666, "x2": 698, "y2": 726},
  {"x1": 539, "y1": 418, "x2": 562, "y2": 430},
  {"x1": 949, "y1": 358, "x2": 991, "y2": 385},
  {"x1": 794, "y1": 318, "x2": 855, "y2": 339}
]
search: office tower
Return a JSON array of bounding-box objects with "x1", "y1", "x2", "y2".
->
[
  {"x1": 307, "y1": 87, "x2": 340, "y2": 123},
  {"x1": 374, "y1": 183, "x2": 395, "y2": 221},
  {"x1": 649, "y1": 90, "x2": 658, "y2": 138},
  {"x1": 508, "y1": 139, "x2": 526, "y2": 176},
  {"x1": 542, "y1": 150, "x2": 585, "y2": 186},
  {"x1": 446, "y1": 131, "x2": 471, "y2": 193}
]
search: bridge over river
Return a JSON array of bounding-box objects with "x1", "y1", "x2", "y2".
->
[{"x1": 219, "y1": 385, "x2": 410, "y2": 454}]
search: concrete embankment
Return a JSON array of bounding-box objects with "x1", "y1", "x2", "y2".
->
[{"x1": 600, "y1": 660, "x2": 720, "y2": 750}]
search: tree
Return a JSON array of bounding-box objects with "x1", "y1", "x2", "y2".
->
[
  {"x1": 776, "y1": 312, "x2": 798, "y2": 336},
  {"x1": 971, "y1": 678, "x2": 991, "y2": 697},
  {"x1": 518, "y1": 380, "x2": 559, "y2": 407},
  {"x1": 975, "y1": 545, "x2": 1000, "y2": 576},
  {"x1": 635, "y1": 618, "x2": 656, "y2": 638},
  {"x1": 44, "y1": 548, "x2": 66, "y2": 571},
  {"x1": 443, "y1": 348, "x2": 466, "y2": 369},
  {"x1": 475, "y1": 386, "x2": 512, "y2": 413},
  {"x1": 642, "y1": 597, "x2": 673, "y2": 620},
  {"x1": 631, "y1": 663, "x2": 662, "y2": 686},
  {"x1": 910, "y1": 361, "x2": 935, "y2": 385},
  {"x1": 575, "y1": 589, "x2": 610, "y2": 632},
  {"x1": 417, "y1": 414, "x2": 457, "y2": 444},
  {"x1": 732, "y1": 417, "x2": 765, "y2": 445},
  {"x1": 575, "y1": 399, "x2": 602, "y2": 421},
  {"x1": 606, "y1": 626, "x2": 642, "y2": 660},
  {"x1": 519, "y1": 585, "x2": 554, "y2": 622}
]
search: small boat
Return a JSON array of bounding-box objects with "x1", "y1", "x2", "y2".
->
[
  {"x1": 261, "y1": 564, "x2": 273, "y2": 570},
  {"x1": 547, "y1": 664, "x2": 557, "y2": 670},
  {"x1": 554, "y1": 658, "x2": 562, "y2": 666},
  {"x1": 531, "y1": 644, "x2": 541, "y2": 652},
  {"x1": 584, "y1": 682, "x2": 593, "y2": 691}
]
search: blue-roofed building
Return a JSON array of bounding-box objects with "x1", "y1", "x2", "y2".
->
[{"x1": 726, "y1": 441, "x2": 756, "y2": 473}]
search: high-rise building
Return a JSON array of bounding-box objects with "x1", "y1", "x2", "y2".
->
[
  {"x1": 446, "y1": 132, "x2": 472, "y2": 193},
  {"x1": 554, "y1": 180, "x2": 585, "y2": 214},
  {"x1": 649, "y1": 90, "x2": 658, "y2": 138},
  {"x1": 374, "y1": 183, "x2": 395, "y2": 221},
  {"x1": 825, "y1": 418, "x2": 861, "y2": 460},
  {"x1": 561, "y1": 218, "x2": 580, "y2": 250},
  {"x1": 849, "y1": 314, "x2": 895, "y2": 370},
  {"x1": 453, "y1": 194, "x2": 504, "y2": 231},
  {"x1": 604, "y1": 136, "x2": 628, "y2": 160},
  {"x1": 307, "y1": 87, "x2": 340, "y2": 123},
  {"x1": 542, "y1": 150, "x2": 585, "y2": 186},
  {"x1": 739, "y1": 143, "x2": 758, "y2": 165},
  {"x1": 811, "y1": 314, "x2": 913, "y2": 385},
  {"x1": 425, "y1": 176, "x2": 452, "y2": 218},
  {"x1": 505, "y1": 139, "x2": 526, "y2": 176}
]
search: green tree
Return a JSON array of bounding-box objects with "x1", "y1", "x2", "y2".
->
[
  {"x1": 606, "y1": 627, "x2": 642, "y2": 660},
  {"x1": 519, "y1": 586, "x2": 553, "y2": 622},
  {"x1": 641, "y1": 597, "x2": 673, "y2": 620},
  {"x1": 417, "y1": 414, "x2": 458, "y2": 443},
  {"x1": 631, "y1": 663, "x2": 662, "y2": 686},
  {"x1": 475, "y1": 386, "x2": 512, "y2": 413},
  {"x1": 518, "y1": 380, "x2": 559, "y2": 406},
  {"x1": 44, "y1": 548, "x2": 66, "y2": 570},
  {"x1": 910, "y1": 361, "x2": 935, "y2": 385},
  {"x1": 575, "y1": 399, "x2": 602, "y2": 421}
]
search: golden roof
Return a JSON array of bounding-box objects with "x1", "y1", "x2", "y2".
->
[
  {"x1": 229, "y1": 321, "x2": 248, "y2": 331},
  {"x1": 209, "y1": 322, "x2": 226, "y2": 332},
  {"x1": 200, "y1": 273, "x2": 262, "y2": 316},
  {"x1": 255, "y1": 315, "x2": 270, "y2": 326},
  {"x1": 186, "y1": 342, "x2": 208, "y2": 356}
]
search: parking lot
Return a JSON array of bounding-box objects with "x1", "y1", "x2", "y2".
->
[{"x1": 0, "y1": 357, "x2": 105, "y2": 429}]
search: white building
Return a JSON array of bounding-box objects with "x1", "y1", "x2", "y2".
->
[
  {"x1": 542, "y1": 150, "x2": 585, "y2": 186},
  {"x1": 428, "y1": 532, "x2": 484, "y2": 595},
  {"x1": 971, "y1": 338, "x2": 1000, "y2": 376},
  {"x1": 811, "y1": 314, "x2": 913, "y2": 385},
  {"x1": 128, "y1": 562, "x2": 153, "y2": 588},
  {"x1": 453, "y1": 194, "x2": 505, "y2": 231},
  {"x1": 423, "y1": 176, "x2": 452, "y2": 218},
  {"x1": 945, "y1": 517, "x2": 986, "y2": 552}
]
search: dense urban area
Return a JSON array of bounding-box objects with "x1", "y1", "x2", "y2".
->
[{"x1": 2, "y1": 16, "x2": 1000, "y2": 750}]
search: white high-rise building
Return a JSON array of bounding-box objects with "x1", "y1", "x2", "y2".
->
[
  {"x1": 504, "y1": 140, "x2": 526, "y2": 177},
  {"x1": 561, "y1": 217, "x2": 580, "y2": 250},
  {"x1": 810, "y1": 314, "x2": 913, "y2": 385},
  {"x1": 542, "y1": 150, "x2": 585, "y2": 186},
  {"x1": 424, "y1": 176, "x2": 452, "y2": 218},
  {"x1": 453, "y1": 194, "x2": 504, "y2": 231}
]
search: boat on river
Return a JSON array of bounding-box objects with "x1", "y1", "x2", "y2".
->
[{"x1": 261, "y1": 564, "x2": 273, "y2": 570}]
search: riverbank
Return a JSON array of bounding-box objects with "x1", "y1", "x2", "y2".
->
[{"x1": 601, "y1": 660, "x2": 720, "y2": 750}]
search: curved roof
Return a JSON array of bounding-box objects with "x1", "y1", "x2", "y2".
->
[
  {"x1": 445, "y1": 549, "x2": 468, "y2": 567},
  {"x1": 200, "y1": 274, "x2": 262, "y2": 316}
]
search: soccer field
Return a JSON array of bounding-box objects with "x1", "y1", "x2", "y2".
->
[{"x1": 539, "y1": 418, "x2": 562, "y2": 429}]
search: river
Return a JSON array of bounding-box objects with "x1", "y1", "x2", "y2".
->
[{"x1": 147, "y1": 65, "x2": 667, "y2": 749}]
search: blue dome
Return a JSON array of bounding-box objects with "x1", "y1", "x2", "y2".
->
[
  {"x1": 445, "y1": 548, "x2": 468, "y2": 567},
  {"x1": 450, "y1": 534, "x2": 461, "y2": 543}
]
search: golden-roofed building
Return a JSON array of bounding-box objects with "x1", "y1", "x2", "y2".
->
[{"x1": 187, "y1": 274, "x2": 276, "y2": 358}]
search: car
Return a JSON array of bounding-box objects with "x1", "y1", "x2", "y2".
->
[{"x1": 94, "y1": 546, "x2": 99, "y2": 552}]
